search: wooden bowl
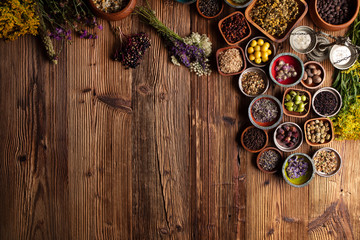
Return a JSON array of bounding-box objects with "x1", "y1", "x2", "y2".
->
[
  {"x1": 216, "y1": 46, "x2": 246, "y2": 76},
  {"x1": 218, "y1": 12, "x2": 251, "y2": 45},
  {"x1": 241, "y1": 126, "x2": 268, "y2": 153},
  {"x1": 245, "y1": 0, "x2": 308, "y2": 43},
  {"x1": 88, "y1": 0, "x2": 137, "y2": 21},
  {"x1": 301, "y1": 61, "x2": 326, "y2": 89},
  {"x1": 282, "y1": 88, "x2": 311, "y2": 118},
  {"x1": 245, "y1": 36, "x2": 276, "y2": 67},
  {"x1": 269, "y1": 53, "x2": 304, "y2": 88},
  {"x1": 197, "y1": 0, "x2": 224, "y2": 19},
  {"x1": 304, "y1": 118, "x2": 334, "y2": 147},
  {"x1": 256, "y1": 147, "x2": 282, "y2": 174},
  {"x1": 309, "y1": 0, "x2": 359, "y2": 31}
]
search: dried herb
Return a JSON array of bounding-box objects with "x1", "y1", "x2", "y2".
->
[
  {"x1": 251, "y1": 98, "x2": 278, "y2": 123},
  {"x1": 220, "y1": 13, "x2": 249, "y2": 44},
  {"x1": 259, "y1": 150, "x2": 280, "y2": 171},
  {"x1": 243, "y1": 128, "x2": 266, "y2": 150},
  {"x1": 250, "y1": 0, "x2": 299, "y2": 37},
  {"x1": 286, "y1": 155, "x2": 309, "y2": 179},
  {"x1": 314, "y1": 91, "x2": 338, "y2": 116}
]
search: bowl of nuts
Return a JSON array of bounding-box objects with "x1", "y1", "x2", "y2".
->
[
  {"x1": 301, "y1": 61, "x2": 326, "y2": 89},
  {"x1": 88, "y1": 0, "x2": 137, "y2": 21},
  {"x1": 216, "y1": 46, "x2": 246, "y2": 76},
  {"x1": 274, "y1": 122, "x2": 303, "y2": 152},
  {"x1": 312, "y1": 147, "x2": 342, "y2": 177},
  {"x1": 304, "y1": 118, "x2": 334, "y2": 146},
  {"x1": 239, "y1": 67, "x2": 269, "y2": 97}
]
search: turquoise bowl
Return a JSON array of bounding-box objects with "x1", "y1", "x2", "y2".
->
[
  {"x1": 269, "y1": 53, "x2": 304, "y2": 88},
  {"x1": 282, "y1": 153, "x2": 315, "y2": 188},
  {"x1": 224, "y1": 0, "x2": 254, "y2": 8},
  {"x1": 248, "y1": 94, "x2": 283, "y2": 130},
  {"x1": 175, "y1": 0, "x2": 196, "y2": 4}
]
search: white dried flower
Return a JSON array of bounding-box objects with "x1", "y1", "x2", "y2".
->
[
  {"x1": 183, "y1": 32, "x2": 212, "y2": 57},
  {"x1": 171, "y1": 55, "x2": 181, "y2": 66}
]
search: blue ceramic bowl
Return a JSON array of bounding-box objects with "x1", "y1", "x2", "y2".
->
[
  {"x1": 269, "y1": 53, "x2": 304, "y2": 88},
  {"x1": 282, "y1": 153, "x2": 315, "y2": 188},
  {"x1": 224, "y1": 0, "x2": 254, "y2": 8},
  {"x1": 175, "y1": 0, "x2": 196, "y2": 4},
  {"x1": 248, "y1": 94, "x2": 283, "y2": 130}
]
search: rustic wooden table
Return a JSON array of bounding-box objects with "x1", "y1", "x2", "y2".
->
[{"x1": 0, "y1": 0, "x2": 359, "y2": 239}]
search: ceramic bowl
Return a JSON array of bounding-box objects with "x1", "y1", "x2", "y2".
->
[
  {"x1": 218, "y1": 12, "x2": 251, "y2": 45},
  {"x1": 274, "y1": 122, "x2": 303, "y2": 152},
  {"x1": 269, "y1": 53, "x2": 304, "y2": 88},
  {"x1": 282, "y1": 153, "x2": 315, "y2": 188},
  {"x1": 245, "y1": 36, "x2": 276, "y2": 67},
  {"x1": 196, "y1": 0, "x2": 224, "y2": 19},
  {"x1": 309, "y1": 0, "x2": 360, "y2": 31},
  {"x1": 312, "y1": 87, "x2": 342, "y2": 118},
  {"x1": 256, "y1": 147, "x2": 283, "y2": 174},
  {"x1": 282, "y1": 88, "x2": 311, "y2": 118},
  {"x1": 175, "y1": 0, "x2": 196, "y2": 4},
  {"x1": 216, "y1": 46, "x2": 246, "y2": 76},
  {"x1": 88, "y1": 0, "x2": 136, "y2": 21},
  {"x1": 289, "y1": 26, "x2": 317, "y2": 54},
  {"x1": 248, "y1": 95, "x2": 283, "y2": 130},
  {"x1": 301, "y1": 61, "x2": 326, "y2": 89},
  {"x1": 304, "y1": 118, "x2": 334, "y2": 147},
  {"x1": 238, "y1": 67, "x2": 269, "y2": 97},
  {"x1": 241, "y1": 126, "x2": 268, "y2": 153},
  {"x1": 312, "y1": 147, "x2": 342, "y2": 177},
  {"x1": 245, "y1": 0, "x2": 308, "y2": 43},
  {"x1": 224, "y1": 0, "x2": 254, "y2": 9}
]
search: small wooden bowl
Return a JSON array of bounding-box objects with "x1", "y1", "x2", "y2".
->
[
  {"x1": 197, "y1": 0, "x2": 224, "y2": 19},
  {"x1": 216, "y1": 46, "x2": 246, "y2": 76},
  {"x1": 256, "y1": 147, "x2": 282, "y2": 174},
  {"x1": 88, "y1": 0, "x2": 137, "y2": 21},
  {"x1": 309, "y1": 0, "x2": 359, "y2": 31},
  {"x1": 304, "y1": 118, "x2": 334, "y2": 147},
  {"x1": 245, "y1": 0, "x2": 308, "y2": 43},
  {"x1": 301, "y1": 61, "x2": 326, "y2": 89},
  {"x1": 218, "y1": 11, "x2": 251, "y2": 45},
  {"x1": 282, "y1": 88, "x2": 311, "y2": 118},
  {"x1": 241, "y1": 126, "x2": 268, "y2": 153}
]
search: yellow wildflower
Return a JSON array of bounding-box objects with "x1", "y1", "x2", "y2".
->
[{"x1": 0, "y1": 0, "x2": 39, "y2": 41}]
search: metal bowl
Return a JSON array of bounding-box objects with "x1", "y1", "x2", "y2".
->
[
  {"x1": 329, "y1": 44, "x2": 358, "y2": 70},
  {"x1": 289, "y1": 26, "x2": 317, "y2": 54},
  {"x1": 238, "y1": 67, "x2": 269, "y2": 97},
  {"x1": 274, "y1": 122, "x2": 303, "y2": 152},
  {"x1": 312, "y1": 147, "x2": 342, "y2": 177},
  {"x1": 312, "y1": 87, "x2": 342, "y2": 118}
]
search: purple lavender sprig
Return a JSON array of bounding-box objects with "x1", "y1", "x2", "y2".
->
[{"x1": 286, "y1": 156, "x2": 309, "y2": 179}]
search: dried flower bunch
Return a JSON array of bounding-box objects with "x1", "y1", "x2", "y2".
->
[
  {"x1": 112, "y1": 27, "x2": 151, "y2": 69},
  {"x1": 0, "y1": 0, "x2": 39, "y2": 41},
  {"x1": 37, "y1": 0, "x2": 102, "y2": 63},
  {"x1": 135, "y1": 3, "x2": 212, "y2": 76}
]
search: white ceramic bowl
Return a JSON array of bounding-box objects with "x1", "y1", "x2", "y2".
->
[{"x1": 274, "y1": 122, "x2": 303, "y2": 152}]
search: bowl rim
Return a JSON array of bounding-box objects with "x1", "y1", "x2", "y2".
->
[
  {"x1": 282, "y1": 88, "x2": 312, "y2": 118},
  {"x1": 216, "y1": 46, "x2": 247, "y2": 76},
  {"x1": 312, "y1": 147, "x2": 342, "y2": 177},
  {"x1": 256, "y1": 147, "x2": 283, "y2": 174},
  {"x1": 312, "y1": 87, "x2": 342, "y2": 118},
  {"x1": 274, "y1": 122, "x2": 304, "y2": 152},
  {"x1": 269, "y1": 52, "x2": 304, "y2": 88},
  {"x1": 301, "y1": 61, "x2": 326, "y2": 89},
  {"x1": 282, "y1": 153, "x2": 315, "y2": 188},
  {"x1": 241, "y1": 126, "x2": 268, "y2": 153},
  {"x1": 196, "y1": 0, "x2": 224, "y2": 19},
  {"x1": 289, "y1": 26, "x2": 317, "y2": 54},
  {"x1": 245, "y1": 36, "x2": 276, "y2": 67},
  {"x1": 218, "y1": 11, "x2": 252, "y2": 45},
  {"x1": 238, "y1": 67, "x2": 269, "y2": 97},
  {"x1": 176, "y1": 0, "x2": 197, "y2": 4},
  {"x1": 224, "y1": 0, "x2": 254, "y2": 9},
  {"x1": 244, "y1": 0, "x2": 308, "y2": 43},
  {"x1": 312, "y1": 0, "x2": 360, "y2": 29},
  {"x1": 304, "y1": 117, "x2": 334, "y2": 146},
  {"x1": 248, "y1": 94, "x2": 283, "y2": 130}
]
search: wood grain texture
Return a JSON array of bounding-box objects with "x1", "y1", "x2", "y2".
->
[{"x1": 0, "y1": 0, "x2": 359, "y2": 239}]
